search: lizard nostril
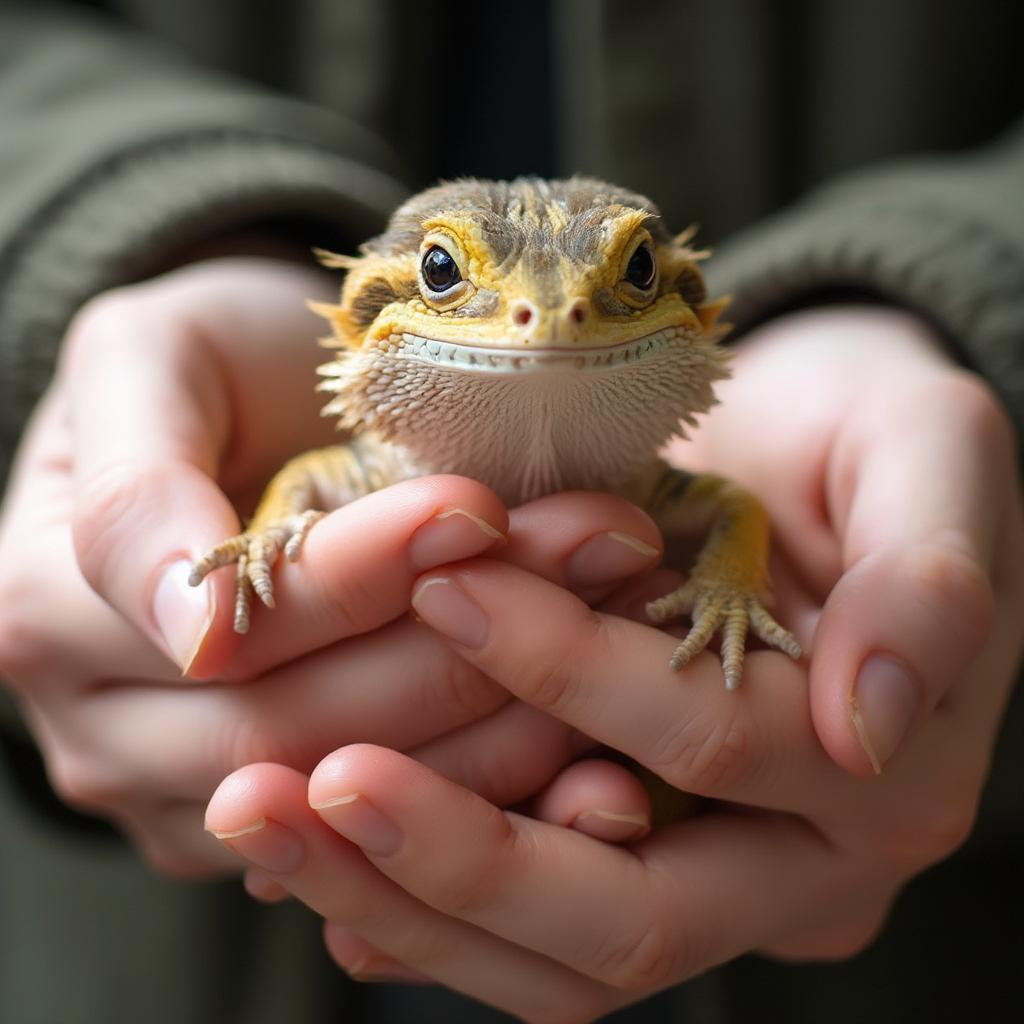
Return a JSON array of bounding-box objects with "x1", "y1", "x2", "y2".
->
[
  {"x1": 511, "y1": 299, "x2": 537, "y2": 328},
  {"x1": 567, "y1": 297, "x2": 590, "y2": 327}
]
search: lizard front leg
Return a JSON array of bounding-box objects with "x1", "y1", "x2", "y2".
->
[
  {"x1": 642, "y1": 465, "x2": 802, "y2": 688},
  {"x1": 189, "y1": 436, "x2": 402, "y2": 633}
]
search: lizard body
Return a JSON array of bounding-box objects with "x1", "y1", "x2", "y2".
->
[{"x1": 191, "y1": 177, "x2": 801, "y2": 687}]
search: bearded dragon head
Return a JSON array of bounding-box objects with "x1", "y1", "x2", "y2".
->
[{"x1": 313, "y1": 177, "x2": 730, "y2": 505}]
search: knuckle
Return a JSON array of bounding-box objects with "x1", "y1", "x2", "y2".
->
[
  {"x1": 649, "y1": 706, "x2": 756, "y2": 794},
  {"x1": 214, "y1": 709, "x2": 303, "y2": 773},
  {"x1": 314, "y1": 565, "x2": 391, "y2": 638},
  {"x1": 906, "y1": 540, "x2": 995, "y2": 660},
  {"x1": 71, "y1": 459, "x2": 155, "y2": 589},
  {"x1": 64, "y1": 288, "x2": 142, "y2": 355},
  {"x1": 521, "y1": 610, "x2": 606, "y2": 716},
  {"x1": 47, "y1": 750, "x2": 133, "y2": 813},
  {"x1": 426, "y1": 810, "x2": 518, "y2": 917},
  {"x1": 0, "y1": 597, "x2": 56, "y2": 689},
  {"x1": 809, "y1": 915, "x2": 888, "y2": 960},
  {"x1": 427, "y1": 641, "x2": 506, "y2": 722},
  {"x1": 526, "y1": 658, "x2": 582, "y2": 716},
  {"x1": 592, "y1": 910, "x2": 681, "y2": 993},
  {"x1": 376, "y1": 915, "x2": 460, "y2": 970},
  {"x1": 62, "y1": 288, "x2": 149, "y2": 380},
  {"x1": 936, "y1": 372, "x2": 1016, "y2": 460},
  {"x1": 877, "y1": 795, "x2": 978, "y2": 871},
  {"x1": 766, "y1": 908, "x2": 890, "y2": 962}
]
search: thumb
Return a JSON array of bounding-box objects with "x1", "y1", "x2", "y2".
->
[
  {"x1": 65, "y1": 291, "x2": 244, "y2": 678},
  {"x1": 813, "y1": 541, "x2": 993, "y2": 776},
  {"x1": 810, "y1": 375, "x2": 1004, "y2": 776}
]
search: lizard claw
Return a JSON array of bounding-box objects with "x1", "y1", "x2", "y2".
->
[
  {"x1": 647, "y1": 579, "x2": 801, "y2": 689},
  {"x1": 189, "y1": 510, "x2": 325, "y2": 634}
]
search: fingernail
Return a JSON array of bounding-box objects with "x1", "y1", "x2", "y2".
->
[
  {"x1": 349, "y1": 962, "x2": 432, "y2": 985},
  {"x1": 850, "y1": 656, "x2": 920, "y2": 774},
  {"x1": 572, "y1": 809, "x2": 651, "y2": 843},
  {"x1": 311, "y1": 792, "x2": 403, "y2": 856},
  {"x1": 154, "y1": 560, "x2": 215, "y2": 674},
  {"x1": 566, "y1": 532, "x2": 660, "y2": 588},
  {"x1": 410, "y1": 577, "x2": 489, "y2": 649},
  {"x1": 208, "y1": 818, "x2": 306, "y2": 874},
  {"x1": 408, "y1": 509, "x2": 505, "y2": 570}
]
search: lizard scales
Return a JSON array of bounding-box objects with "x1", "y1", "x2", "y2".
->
[{"x1": 190, "y1": 177, "x2": 801, "y2": 688}]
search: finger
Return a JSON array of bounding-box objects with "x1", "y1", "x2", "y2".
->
[
  {"x1": 119, "y1": 800, "x2": 239, "y2": 879},
  {"x1": 0, "y1": 389, "x2": 179, "y2": 688},
  {"x1": 758, "y1": 901, "x2": 893, "y2": 962},
  {"x1": 813, "y1": 374, "x2": 1006, "y2": 775},
  {"x1": 244, "y1": 869, "x2": 292, "y2": 904},
  {"x1": 321, "y1": 926, "x2": 434, "y2": 984},
  {"x1": 206, "y1": 763, "x2": 615, "y2": 1020},
  {"x1": 225, "y1": 482, "x2": 669, "y2": 679},
  {"x1": 410, "y1": 700, "x2": 582, "y2": 808},
  {"x1": 532, "y1": 758, "x2": 652, "y2": 843},
  {"x1": 219, "y1": 475, "x2": 507, "y2": 678},
  {"x1": 70, "y1": 617, "x2": 509, "y2": 800},
  {"x1": 307, "y1": 745, "x2": 852, "y2": 990},
  {"x1": 501, "y1": 491, "x2": 662, "y2": 604},
  {"x1": 64, "y1": 290, "x2": 246, "y2": 678},
  {"x1": 409, "y1": 558, "x2": 846, "y2": 809},
  {"x1": 594, "y1": 567, "x2": 688, "y2": 623}
]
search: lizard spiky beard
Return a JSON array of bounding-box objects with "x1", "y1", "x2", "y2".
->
[{"x1": 318, "y1": 324, "x2": 727, "y2": 506}]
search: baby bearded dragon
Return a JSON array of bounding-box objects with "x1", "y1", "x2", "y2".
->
[{"x1": 190, "y1": 177, "x2": 801, "y2": 688}]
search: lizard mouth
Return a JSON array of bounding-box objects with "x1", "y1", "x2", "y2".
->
[
  {"x1": 318, "y1": 318, "x2": 730, "y2": 504},
  {"x1": 393, "y1": 327, "x2": 685, "y2": 374}
]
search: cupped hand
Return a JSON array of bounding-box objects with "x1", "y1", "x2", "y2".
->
[
  {"x1": 206, "y1": 306, "x2": 1023, "y2": 1020},
  {"x1": 0, "y1": 258, "x2": 667, "y2": 876}
]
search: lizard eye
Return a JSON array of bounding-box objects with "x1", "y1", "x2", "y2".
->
[
  {"x1": 624, "y1": 242, "x2": 656, "y2": 290},
  {"x1": 421, "y1": 246, "x2": 462, "y2": 292}
]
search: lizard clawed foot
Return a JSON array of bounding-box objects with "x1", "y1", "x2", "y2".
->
[
  {"x1": 646, "y1": 578, "x2": 802, "y2": 690},
  {"x1": 188, "y1": 509, "x2": 326, "y2": 633}
]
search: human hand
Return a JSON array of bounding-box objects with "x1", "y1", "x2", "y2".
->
[
  {"x1": 0, "y1": 258, "x2": 665, "y2": 876},
  {"x1": 205, "y1": 306, "x2": 1023, "y2": 1019}
]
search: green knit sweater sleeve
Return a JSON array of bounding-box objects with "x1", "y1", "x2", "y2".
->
[
  {"x1": 706, "y1": 120, "x2": 1024, "y2": 441},
  {"x1": 0, "y1": 3, "x2": 408, "y2": 486}
]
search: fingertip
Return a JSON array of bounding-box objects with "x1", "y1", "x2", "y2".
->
[
  {"x1": 219, "y1": 477, "x2": 509, "y2": 675},
  {"x1": 810, "y1": 544, "x2": 995, "y2": 776},
  {"x1": 502, "y1": 491, "x2": 664, "y2": 595},
  {"x1": 534, "y1": 758, "x2": 652, "y2": 844},
  {"x1": 308, "y1": 742, "x2": 394, "y2": 804},
  {"x1": 154, "y1": 560, "x2": 212, "y2": 664},
  {"x1": 171, "y1": 552, "x2": 248, "y2": 679},
  {"x1": 847, "y1": 654, "x2": 921, "y2": 776},
  {"x1": 72, "y1": 457, "x2": 246, "y2": 676},
  {"x1": 407, "y1": 502, "x2": 508, "y2": 571},
  {"x1": 404, "y1": 475, "x2": 510, "y2": 561},
  {"x1": 205, "y1": 762, "x2": 309, "y2": 836},
  {"x1": 565, "y1": 529, "x2": 662, "y2": 592}
]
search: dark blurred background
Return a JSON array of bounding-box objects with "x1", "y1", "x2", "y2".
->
[{"x1": 60, "y1": 0, "x2": 1024, "y2": 241}]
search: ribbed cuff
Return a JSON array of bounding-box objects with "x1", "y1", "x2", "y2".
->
[
  {"x1": 707, "y1": 184, "x2": 1024, "y2": 443},
  {"x1": 0, "y1": 131, "x2": 408, "y2": 485}
]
